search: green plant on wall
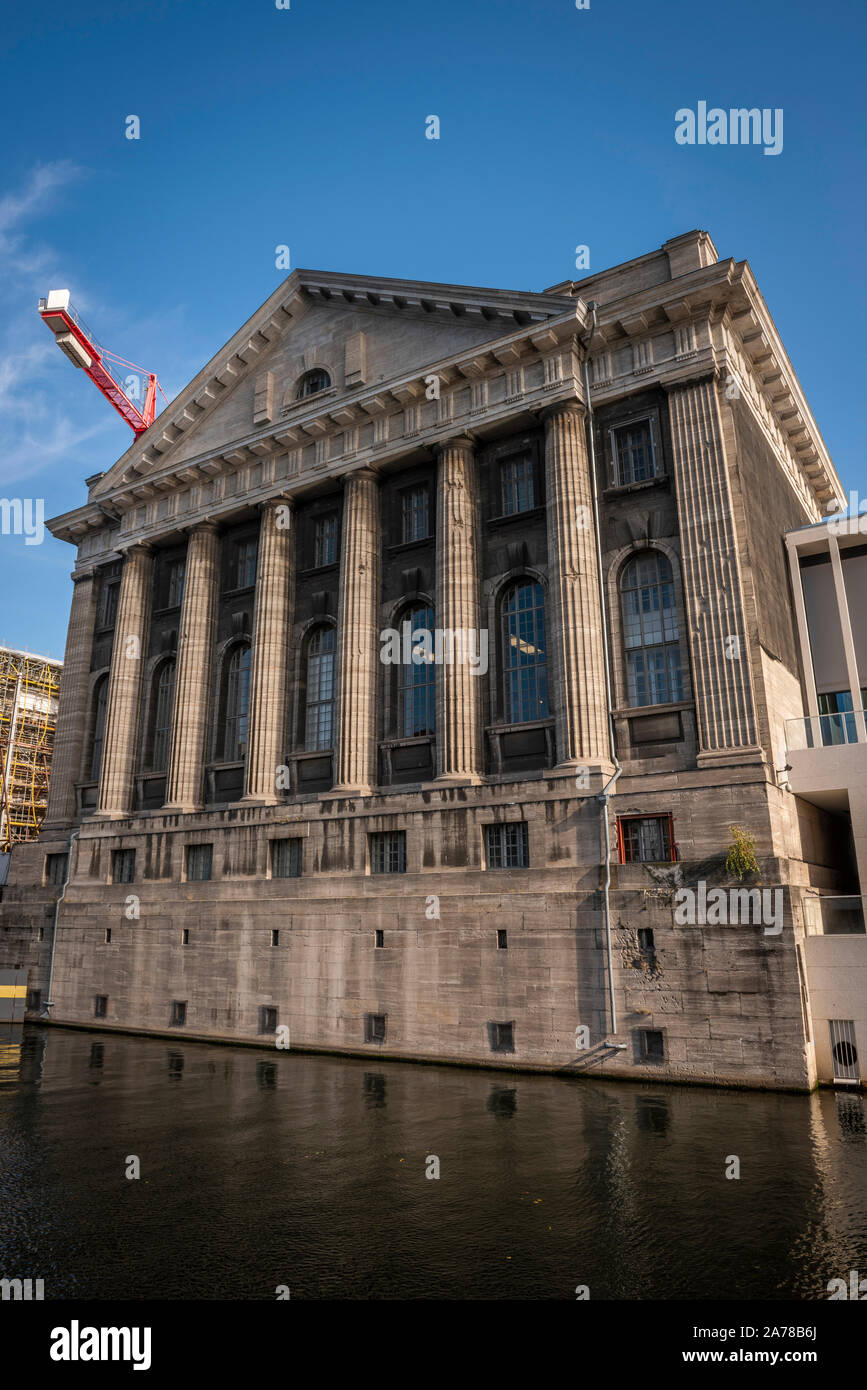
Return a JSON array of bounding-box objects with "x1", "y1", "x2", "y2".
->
[{"x1": 725, "y1": 824, "x2": 760, "y2": 881}]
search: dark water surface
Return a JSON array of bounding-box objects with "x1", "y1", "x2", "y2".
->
[{"x1": 1, "y1": 1025, "x2": 866, "y2": 1300}]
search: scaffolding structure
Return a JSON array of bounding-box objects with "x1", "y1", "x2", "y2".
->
[{"x1": 0, "y1": 647, "x2": 62, "y2": 853}]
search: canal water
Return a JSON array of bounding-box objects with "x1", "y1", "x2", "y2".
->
[{"x1": 1, "y1": 1025, "x2": 866, "y2": 1301}]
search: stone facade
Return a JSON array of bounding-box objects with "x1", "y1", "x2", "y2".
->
[{"x1": 0, "y1": 230, "x2": 854, "y2": 1090}]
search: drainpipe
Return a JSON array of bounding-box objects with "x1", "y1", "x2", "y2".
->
[
  {"x1": 581, "y1": 302, "x2": 625, "y2": 1043},
  {"x1": 42, "y1": 827, "x2": 78, "y2": 1018}
]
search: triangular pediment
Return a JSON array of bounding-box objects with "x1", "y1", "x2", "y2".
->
[{"x1": 91, "y1": 269, "x2": 578, "y2": 502}]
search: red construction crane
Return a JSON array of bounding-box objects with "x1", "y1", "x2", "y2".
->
[{"x1": 38, "y1": 289, "x2": 165, "y2": 437}]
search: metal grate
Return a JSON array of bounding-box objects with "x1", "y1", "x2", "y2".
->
[{"x1": 829, "y1": 1019, "x2": 859, "y2": 1082}]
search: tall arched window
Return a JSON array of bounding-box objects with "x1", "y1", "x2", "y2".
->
[
  {"x1": 502, "y1": 581, "x2": 548, "y2": 723},
  {"x1": 396, "y1": 604, "x2": 436, "y2": 737},
  {"x1": 296, "y1": 368, "x2": 331, "y2": 399},
  {"x1": 89, "y1": 675, "x2": 109, "y2": 782},
  {"x1": 620, "y1": 550, "x2": 683, "y2": 707},
  {"x1": 222, "y1": 644, "x2": 251, "y2": 761},
  {"x1": 150, "y1": 660, "x2": 176, "y2": 772},
  {"x1": 304, "y1": 627, "x2": 335, "y2": 750}
]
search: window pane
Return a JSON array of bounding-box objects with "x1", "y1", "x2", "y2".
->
[
  {"x1": 614, "y1": 421, "x2": 656, "y2": 485},
  {"x1": 401, "y1": 487, "x2": 430, "y2": 542},
  {"x1": 503, "y1": 582, "x2": 548, "y2": 722},
  {"x1": 151, "y1": 661, "x2": 175, "y2": 771},
  {"x1": 224, "y1": 646, "x2": 251, "y2": 760},
  {"x1": 620, "y1": 553, "x2": 682, "y2": 708},
  {"x1": 397, "y1": 605, "x2": 436, "y2": 736},
  {"x1": 314, "y1": 515, "x2": 337, "y2": 567},
  {"x1": 305, "y1": 627, "x2": 335, "y2": 750},
  {"x1": 501, "y1": 457, "x2": 535, "y2": 516}
]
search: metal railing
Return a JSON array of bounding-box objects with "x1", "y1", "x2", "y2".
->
[{"x1": 786, "y1": 710, "x2": 867, "y2": 750}]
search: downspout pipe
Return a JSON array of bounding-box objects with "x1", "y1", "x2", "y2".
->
[
  {"x1": 42, "y1": 827, "x2": 79, "y2": 1018},
  {"x1": 581, "y1": 302, "x2": 625, "y2": 1044}
]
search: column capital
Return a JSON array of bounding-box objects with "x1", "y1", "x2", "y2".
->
[
  {"x1": 258, "y1": 493, "x2": 296, "y2": 513},
  {"x1": 538, "y1": 398, "x2": 585, "y2": 424},
  {"x1": 433, "y1": 434, "x2": 476, "y2": 459},
  {"x1": 118, "y1": 540, "x2": 155, "y2": 559},
  {"x1": 185, "y1": 519, "x2": 221, "y2": 536},
  {"x1": 341, "y1": 465, "x2": 380, "y2": 488}
]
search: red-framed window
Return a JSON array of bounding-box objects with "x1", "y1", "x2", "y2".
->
[{"x1": 616, "y1": 813, "x2": 676, "y2": 864}]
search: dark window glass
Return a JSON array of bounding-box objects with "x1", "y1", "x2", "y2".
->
[
  {"x1": 98, "y1": 581, "x2": 119, "y2": 629},
  {"x1": 613, "y1": 420, "x2": 657, "y2": 486},
  {"x1": 151, "y1": 660, "x2": 176, "y2": 771},
  {"x1": 816, "y1": 689, "x2": 867, "y2": 745},
  {"x1": 375, "y1": 929, "x2": 384, "y2": 948},
  {"x1": 305, "y1": 627, "x2": 335, "y2": 750},
  {"x1": 170, "y1": 1000, "x2": 187, "y2": 1027},
  {"x1": 620, "y1": 551, "x2": 683, "y2": 708},
  {"x1": 502, "y1": 581, "x2": 548, "y2": 722},
  {"x1": 313, "y1": 514, "x2": 338, "y2": 567},
  {"x1": 90, "y1": 676, "x2": 109, "y2": 782},
  {"x1": 296, "y1": 369, "x2": 331, "y2": 399},
  {"x1": 365, "y1": 1013, "x2": 387, "y2": 1043},
  {"x1": 186, "y1": 844, "x2": 213, "y2": 881},
  {"x1": 111, "y1": 849, "x2": 136, "y2": 884},
  {"x1": 94, "y1": 995, "x2": 108, "y2": 1019},
  {"x1": 640, "y1": 1028, "x2": 665, "y2": 1060},
  {"x1": 500, "y1": 456, "x2": 535, "y2": 516},
  {"x1": 166, "y1": 559, "x2": 185, "y2": 608},
  {"x1": 618, "y1": 815, "x2": 674, "y2": 864},
  {"x1": 231, "y1": 538, "x2": 258, "y2": 590},
  {"x1": 271, "y1": 838, "x2": 302, "y2": 879},
  {"x1": 45, "y1": 853, "x2": 68, "y2": 886},
  {"x1": 485, "y1": 823, "x2": 530, "y2": 870},
  {"x1": 370, "y1": 831, "x2": 406, "y2": 874},
  {"x1": 259, "y1": 1006, "x2": 278, "y2": 1033},
  {"x1": 401, "y1": 486, "x2": 430, "y2": 542},
  {"x1": 497, "y1": 929, "x2": 508, "y2": 949},
  {"x1": 396, "y1": 605, "x2": 436, "y2": 737},
  {"x1": 223, "y1": 645, "x2": 251, "y2": 760},
  {"x1": 490, "y1": 1021, "x2": 515, "y2": 1053}
]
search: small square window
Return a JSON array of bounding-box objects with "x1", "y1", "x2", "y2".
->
[
  {"x1": 365, "y1": 1012, "x2": 387, "y2": 1044},
  {"x1": 271, "y1": 837, "x2": 302, "y2": 879},
  {"x1": 259, "y1": 1005, "x2": 278, "y2": 1034},
  {"x1": 489, "y1": 1021, "x2": 515, "y2": 1054},
  {"x1": 271, "y1": 929, "x2": 279, "y2": 947},
  {"x1": 186, "y1": 844, "x2": 213, "y2": 881},
  {"x1": 640, "y1": 1028, "x2": 665, "y2": 1061},
  {"x1": 638, "y1": 928, "x2": 655, "y2": 954},
  {"x1": 401, "y1": 485, "x2": 431, "y2": 543},
  {"x1": 94, "y1": 995, "x2": 108, "y2": 1019},
  {"x1": 500, "y1": 456, "x2": 535, "y2": 516},
  {"x1": 105, "y1": 927, "x2": 112, "y2": 944},
  {"x1": 370, "y1": 831, "x2": 406, "y2": 875},
  {"x1": 45, "y1": 853, "x2": 68, "y2": 886},
  {"x1": 497, "y1": 929, "x2": 508, "y2": 950},
  {"x1": 375, "y1": 930, "x2": 384, "y2": 948},
  {"x1": 484, "y1": 822, "x2": 530, "y2": 870},
  {"x1": 111, "y1": 848, "x2": 136, "y2": 884},
  {"x1": 170, "y1": 1000, "x2": 187, "y2": 1028},
  {"x1": 182, "y1": 928, "x2": 190, "y2": 946},
  {"x1": 617, "y1": 815, "x2": 675, "y2": 864}
]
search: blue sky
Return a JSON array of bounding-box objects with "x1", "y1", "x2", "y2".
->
[{"x1": 0, "y1": 0, "x2": 864, "y2": 657}]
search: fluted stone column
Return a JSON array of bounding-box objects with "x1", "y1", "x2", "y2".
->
[
  {"x1": 435, "y1": 436, "x2": 483, "y2": 782},
  {"x1": 243, "y1": 499, "x2": 294, "y2": 803},
  {"x1": 667, "y1": 377, "x2": 759, "y2": 761},
  {"x1": 96, "y1": 544, "x2": 153, "y2": 816},
  {"x1": 163, "y1": 524, "x2": 220, "y2": 811},
  {"x1": 542, "y1": 402, "x2": 610, "y2": 769},
  {"x1": 332, "y1": 469, "x2": 380, "y2": 794},
  {"x1": 42, "y1": 571, "x2": 98, "y2": 828}
]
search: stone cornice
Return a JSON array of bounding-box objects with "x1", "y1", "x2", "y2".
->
[
  {"x1": 50, "y1": 306, "x2": 587, "y2": 547},
  {"x1": 584, "y1": 258, "x2": 843, "y2": 511}
]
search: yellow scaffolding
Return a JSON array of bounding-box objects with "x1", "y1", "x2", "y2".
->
[{"x1": 0, "y1": 648, "x2": 62, "y2": 853}]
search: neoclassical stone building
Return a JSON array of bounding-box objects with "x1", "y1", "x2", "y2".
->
[{"x1": 2, "y1": 229, "x2": 857, "y2": 1088}]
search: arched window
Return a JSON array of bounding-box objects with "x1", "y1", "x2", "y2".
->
[
  {"x1": 222, "y1": 644, "x2": 251, "y2": 761},
  {"x1": 502, "y1": 581, "x2": 548, "y2": 723},
  {"x1": 89, "y1": 675, "x2": 109, "y2": 782},
  {"x1": 620, "y1": 551, "x2": 684, "y2": 707},
  {"x1": 296, "y1": 368, "x2": 331, "y2": 400},
  {"x1": 304, "y1": 627, "x2": 336, "y2": 750},
  {"x1": 150, "y1": 660, "x2": 176, "y2": 772},
  {"x1": 396, "y1": 604, "x2": 436, "y2": 737}
]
